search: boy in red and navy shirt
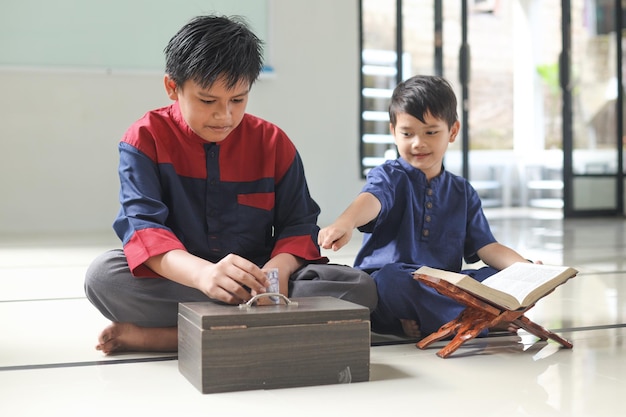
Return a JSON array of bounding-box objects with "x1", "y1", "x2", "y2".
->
[{"x1": 85, "y1": 15, "x2": 376, "y2": 354}]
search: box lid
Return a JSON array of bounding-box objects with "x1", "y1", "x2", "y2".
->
[{"x1": 178, "y1": 296, "x2": 369, "y2": 329}]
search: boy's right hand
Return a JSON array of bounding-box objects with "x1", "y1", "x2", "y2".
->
[
  {"x1": 318, "y1": 223, "x2": 353, "y2": 251},
  {"x1": 317, "y1": 192, "x2": 379, "y2": 252}
]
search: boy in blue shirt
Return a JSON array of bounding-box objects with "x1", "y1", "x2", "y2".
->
[{"x1": 319, "y1": 75, "x2": 532, "y2": 338}]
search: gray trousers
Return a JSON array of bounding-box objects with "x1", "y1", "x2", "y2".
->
[{"x1": 84, "y1": 249, "x2": 377, "y2": 327}]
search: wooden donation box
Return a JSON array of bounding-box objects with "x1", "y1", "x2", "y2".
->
[{"x1": 178, "y1": 295, "x2": 370, "y2": 393}]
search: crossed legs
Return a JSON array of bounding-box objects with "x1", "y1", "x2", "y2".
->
[{"x1": 85, "y1": 250, "x2": 378, "y2": 354}]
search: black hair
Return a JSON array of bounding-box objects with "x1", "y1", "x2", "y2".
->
[
  {"x1": 388, "y1": 75, "x2": 458, "y2": 128},
  {"x1": 164, "y1": 15, "x2": 264, "y2": 90}
]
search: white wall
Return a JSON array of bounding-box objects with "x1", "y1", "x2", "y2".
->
[{"x1": 0, "y1": 0, "x2": 364, "y2": 236}]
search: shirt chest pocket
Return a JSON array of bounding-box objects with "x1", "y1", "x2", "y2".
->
[
  {"x1": 237, "y1": 192, "x2": 275, "y2": 211},
  {"x1": 236, "y1": 192, "x2": 276, "y2": 253}
]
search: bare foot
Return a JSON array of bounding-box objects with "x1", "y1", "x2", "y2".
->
[
  {"x1": 399, "y1": 319, "x2": 422, "y2": 338},
  {"x1": 96, "y1": 322, "x2": 178, "y2": 355}
]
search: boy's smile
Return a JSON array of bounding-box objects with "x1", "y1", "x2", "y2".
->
[
  {"x1": 391, "y1": 112, "x2": 459, "y2": 181},
  {"x1": 164, "y1": 75, "x2": 250, "y2": 143}
]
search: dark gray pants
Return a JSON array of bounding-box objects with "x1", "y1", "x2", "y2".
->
[{"x1": 84, "y1": 249, "x2": 377, "y2": 327}]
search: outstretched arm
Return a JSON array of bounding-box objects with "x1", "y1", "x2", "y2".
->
[
  {"x1": 318, "y1": 192, "x2": 382, "y2": 251},
  {"x1": 477, "y1": 242, "x2": 537, "y2": 271}
]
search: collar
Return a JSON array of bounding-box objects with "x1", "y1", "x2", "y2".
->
[{"x1": 396, "y1": 157, "x2": 445, "y2": 185}]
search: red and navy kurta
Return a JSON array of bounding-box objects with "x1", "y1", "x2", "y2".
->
[{"x1": 113, "y1": 102, "x2": 324, "y2": 277}]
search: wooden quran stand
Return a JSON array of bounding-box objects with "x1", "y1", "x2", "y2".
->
[{"x1": 414, "y1": 273, "x2": 573, "y2": 358}]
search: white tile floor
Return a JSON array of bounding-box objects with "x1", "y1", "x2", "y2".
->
[{"x1": 1, "y1": 209, "x2": 625, "y2": 417}]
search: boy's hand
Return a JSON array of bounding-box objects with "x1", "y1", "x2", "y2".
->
[
  {"x1": 195, "y1": 254, "x2": 269, "y2": 304},
  {"x1": 318, "y1": 223, "x2": 353, "y2": 251},
  {"x1": 317, "y1": 192, "x2": 380, "y2": 252}
]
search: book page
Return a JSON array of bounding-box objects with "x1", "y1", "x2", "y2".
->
[
  {"x1": 415, "y1": 266, "x2": 520, "y2": 309},
  {"x1": 481, "y1": 263, "x2": 571, "y2": 304}
]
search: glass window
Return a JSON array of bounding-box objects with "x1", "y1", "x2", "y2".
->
[{"x1": 360, "y1": 0, "x2": 398, "y2": 176}]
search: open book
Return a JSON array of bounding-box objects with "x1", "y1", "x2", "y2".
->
[{"x1": 414, "y1": 262, "x2": 578, "y2": 311}]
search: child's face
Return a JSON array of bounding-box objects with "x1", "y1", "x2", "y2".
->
[
  {"x1": 390, "y1": 112, "x2": 459, "y2": 181},
  {"x1": 164, "y1": 75, "x2": 250, "y2": 143}
]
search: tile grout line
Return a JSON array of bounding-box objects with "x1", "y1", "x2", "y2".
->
[
  {"x1": 0, "y1": 296, "x2": 87, "y2": 303},
  {"x1": 0, "y1": 355, "x2": 178, "y2": 372},
  {"x1": 2, "y1": 323, "x2": 624, "y2": 372}
]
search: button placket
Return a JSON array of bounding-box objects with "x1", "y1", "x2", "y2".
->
[
  {"x1": 205, "y1": 143, "x2": 221, "y2": 252},
  {"x1": 422, "y1": 187, "x2": 434, "y2": 238}
]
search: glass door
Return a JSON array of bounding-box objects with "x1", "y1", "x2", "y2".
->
[
  {"x1": 452, "y1": 1, "x2": 566, "y2": 212},
  {"x1": 564, "y1": 0, "x2": 625, "y2": 216},
  {"x1": 359, "y1": 0, "x2": 624, "y2": 216}
]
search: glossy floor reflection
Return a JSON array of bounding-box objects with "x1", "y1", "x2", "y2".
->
[{"x1": 1, "y1": 210, "x2": 624, "y2": 417}]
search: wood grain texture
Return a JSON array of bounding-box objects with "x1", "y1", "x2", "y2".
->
[
  {"x1": 415, "y1": 274, "x2": 573, "y2": 358},
  {"x1": 178, "y1": 296, "x2": 371, "y2": 393}
]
